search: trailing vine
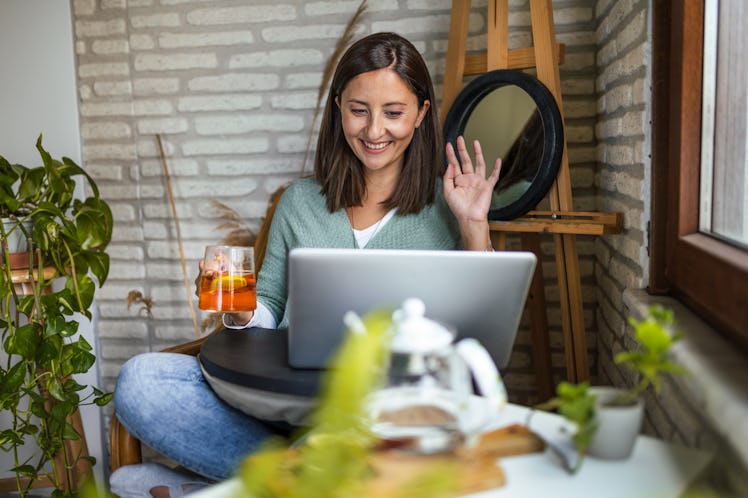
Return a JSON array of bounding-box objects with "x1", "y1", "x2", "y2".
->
[{"x1": 1, "y1": 135, "x2": 113, "y2": 497}]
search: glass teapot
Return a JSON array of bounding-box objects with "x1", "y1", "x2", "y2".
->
[{"x1": 366, "y1": 298, "x2": 507, "y2": 453}]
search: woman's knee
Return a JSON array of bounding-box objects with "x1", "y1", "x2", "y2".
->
[{"x1": 114, "y1": 353, "x2": 201, "y2": 421}]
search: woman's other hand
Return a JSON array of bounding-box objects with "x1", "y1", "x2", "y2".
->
[
  {"x1": 195, "y1": 259, "x2": 206, "y2": 299},
  {"x1": 443, "y1": 136, "x2": 501, "y2": 250}
]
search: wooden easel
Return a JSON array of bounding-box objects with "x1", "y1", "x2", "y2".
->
[{"x1": 442, "y1": 0, "x2": 622, "y2": 398}]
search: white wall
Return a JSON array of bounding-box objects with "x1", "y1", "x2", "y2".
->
[
  {"x1": 0, "y1": 1, "x2": 81, "y2": 163},
  {"x1": 0, "y1": 0, "x2": 106, "y2": 488}
]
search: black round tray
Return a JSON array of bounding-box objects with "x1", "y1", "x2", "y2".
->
[{"x1": 199, "y1": 327, "x2": 322, "y2": 397}]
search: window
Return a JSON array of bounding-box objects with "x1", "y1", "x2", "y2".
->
[
  {"x1": 651, "y1": 0, "x2": 748, "y2": 351},
  {"x1": 700, "y1": 0, "x2": 748, "y2": 249}
]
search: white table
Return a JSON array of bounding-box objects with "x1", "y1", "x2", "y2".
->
[
  {"x1": 190, "y1": 403, "x2": 713, "y2": 498},
  {"x1": 472, "y1": 404, "x2": 713, "y2": 497}
]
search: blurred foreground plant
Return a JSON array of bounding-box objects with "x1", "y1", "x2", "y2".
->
[{"x1": 236, "y1": 308, "x2": 459, "y2": 498}]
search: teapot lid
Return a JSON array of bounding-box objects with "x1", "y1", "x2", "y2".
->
[{"x1": 390, "y1": 298, "x2": 454, "y2": 353}]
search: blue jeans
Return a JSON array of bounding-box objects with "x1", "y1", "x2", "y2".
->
[{"x1": 114, "y1": 352, "x2": 283, "y2": 481}]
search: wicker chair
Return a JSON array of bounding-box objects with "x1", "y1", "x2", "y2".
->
[{"x1": 109, "y1": 191, "x2": 283, "y2": 471}]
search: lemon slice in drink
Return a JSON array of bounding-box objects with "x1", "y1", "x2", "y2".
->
[{"x1": 210, "y1": 275, "x2": 247, "y2": 292}]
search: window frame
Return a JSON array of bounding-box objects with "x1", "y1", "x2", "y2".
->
[{"x1": 651, "y1": 0, "x2": 748, "y2": 351}]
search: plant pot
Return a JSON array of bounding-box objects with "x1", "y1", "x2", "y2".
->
[
  {"x1": 587, "y1": 386, "x2": 644, "y2": 460},
  {"x1": 2, "y1": 217, "x2": 34, "y2": 269}
]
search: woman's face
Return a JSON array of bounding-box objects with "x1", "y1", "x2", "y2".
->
[{"x1": 336, "y1": 68, "x2": 430, "y2": 176}]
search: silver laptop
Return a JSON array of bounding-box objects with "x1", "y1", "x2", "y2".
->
[{"x1": 286, "y1": 248, "x2": 536, "y2": 370}]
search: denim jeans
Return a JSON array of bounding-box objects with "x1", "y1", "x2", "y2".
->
[{"x1": 114, "y1": 352, "x2": 282, "y2": 481}]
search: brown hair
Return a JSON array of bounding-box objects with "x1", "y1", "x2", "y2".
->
[{"x1": 313, "y1": 32, "x2": 441, "y2": 214}]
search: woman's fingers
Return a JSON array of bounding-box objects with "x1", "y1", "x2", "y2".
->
[
  {"x1": 448, "y1": 136, "x2": 490, "y2": 175},
  {"x1": 194, "y1": 262, "x2": 203, "y2": 298},
  {"x1": 445, "y1": 141, "x2": 459, "y2": 170},
  {"x1": 471, "y1": 139, "x2": 488, "y2": 176},
  {"x1": 456, "y1": 136, "x2": 474, "y2": 173},
  {"x1": 490, "y1": 157, "x2": 502, "y2": 185},
  {"x1": 447, "y1": 136, "x2": 500, "y2": 185}
]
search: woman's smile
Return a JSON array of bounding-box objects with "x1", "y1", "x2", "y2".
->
[{"x1": 362, "y1": 140, "x2": 390, "y2": 152}]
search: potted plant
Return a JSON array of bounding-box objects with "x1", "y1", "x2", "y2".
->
[
  {"x1": 533, "y1": 380, "x2": 597, "y2": 473},
  {"x1": 537, "y1": 305, "x2": 688, "y2": 470},
  {"x1": 1, "y1": 157, "x2": 34, "y2": 269},
  {"x1": 0, "y1": 135, "x2": 113, "y2": 497}
]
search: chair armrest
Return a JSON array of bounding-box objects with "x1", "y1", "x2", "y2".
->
[{"x1": 109, "y1": 413, "x2": 142, "y2": 471}]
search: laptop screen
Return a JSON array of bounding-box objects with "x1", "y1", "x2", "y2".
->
[{"x1": 286, "y1": 248, "x2": 536, "y2": 370}]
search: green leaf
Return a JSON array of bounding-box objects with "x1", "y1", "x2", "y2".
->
[
  {"x1": 62, "y1": 155, "x2": 100, "y2": 197},
  {"x1": 77, "y1": 335, "x2": 93, "y2": 351},
  {"x1": 79, "y1": 197, "x2": 112, "y2": 246},
  {"x1": 31, "y1": 211, "x2": 61, "y2": 250},
  {"x1": 49, "y1": 288, "x2": 77, "y2": 315},
  {"x1": 16, "y1": 167, "x2": 45, "y2": 205},
  {"x1": 68, "y1": 348, "x2": 96, "y2": 376},
  {"x1": 62, "y1": 341, "x2": 96, "y2": 376},
  {"x1": 30, "y1": 397, "x2": 48, "y2": 419},
  {"x1": 2, "y1": 362, "x2": 27, "y2": 393},
  {"x1": 87, "y1": 251, "x2": 110, "y2": 286},
  {"x1": 16, "y1": 294, "x2": 36, "y2": 316},
  {"x1": 43, "y1": 314, "x2": 65, "y2": 338},
  {"x1": 47, "y1": 377, "x2": 66, "y2": 402},
  {"x1": 68, "y1": 273, "x2": 96, "y2": 310},
  {"x1": 636, "y1": 320, "x2": 672, "y2": 354},
  {"x1": 658, "y1": 361, "x2": 690, "y2": 376},
  {"x1": 51, "y1": 401, "x2": 75, "y2": 423},
  {"x1": 63, "y1": 378, "x2": 86, "y2": 392},
  {"x1": 649, "y1": 305, "x2": 675, "y2": 327},
  {"x1": 37, "y1": 334, "x2": 63, "y2": 367},
  {"x1": 614, "y1": 350, "x2": 641, "y2": 364},
  {"x1": 536, "y1": 381, "x2": 598, "y2": 460},
  {"x1": 62, "y1": 422, "x2": 81, "y2": 441},
  {"x1": 1, "y1": 430, "x2": 24, "y2": 448},
  {"x1": 19, "y1": 423, "x2": 39, "y2": 436},
  {"x1": 11, "y1": 464, "x2": 37, "y2": 478},
  {"x1": 56, "y1": 319, "x2": 80, "y2": 339},
  {"x1": 4, "y1": 324, "x2": 40, "y2": 360},
  {"x1": 94, "y1": 392, "x2": 114, "y2": 407},
  {"x1": 74, "y1": 201, "x2": 113, "y2": 252}
]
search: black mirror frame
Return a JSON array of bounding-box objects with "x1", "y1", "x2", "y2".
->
[{"x1": 443, "y1": 69, "x2": 565, "y2": 221}]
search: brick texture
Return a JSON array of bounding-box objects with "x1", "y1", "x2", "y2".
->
[{"x1": 593, "y1": 0, "x2": 745, "y2": 491}]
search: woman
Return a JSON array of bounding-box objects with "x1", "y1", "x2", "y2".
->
[{"x1": 111, "y1": 32, "x2": 501, "y2": 497}]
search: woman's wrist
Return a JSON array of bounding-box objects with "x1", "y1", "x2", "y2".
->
[
  {"x1": 224, "y1": 311, "x2": 253, "y2": 328},
  {"x1": 460, "y1": 220, "x2": 492, "y2": 251}
]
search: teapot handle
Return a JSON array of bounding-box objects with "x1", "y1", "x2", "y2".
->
[{"x1": 455, "y1": 338, "x2": 507, "y2": 412}]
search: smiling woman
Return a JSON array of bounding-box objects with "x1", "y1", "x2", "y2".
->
[{"x1": 110, "y1": 31, "x2": 505, "y2": 495}]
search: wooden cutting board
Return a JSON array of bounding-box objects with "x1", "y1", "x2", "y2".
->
[{"x1": 363, "y1": 424, "x2": 546, "y2": 498}]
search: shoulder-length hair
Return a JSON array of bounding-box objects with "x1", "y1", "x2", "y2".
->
[{"x1": 314, "y1": 32, "x2": 441, "y2": 215}]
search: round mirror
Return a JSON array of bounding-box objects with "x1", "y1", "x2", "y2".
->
[{"x1": 443, "y1": 70, "x2": 564, "y2": 221}]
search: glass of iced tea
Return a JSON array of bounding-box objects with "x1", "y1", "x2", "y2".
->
[{"x1": 198, "y1": 245, "x2": 256, "y2": 312}]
